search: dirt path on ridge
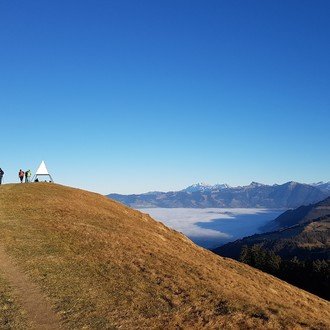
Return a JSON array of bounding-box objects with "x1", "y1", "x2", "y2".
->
[{"x1": 0, "y1": 245, "x2": 63, "y2": 329}]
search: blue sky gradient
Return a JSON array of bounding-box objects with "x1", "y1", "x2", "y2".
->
[{"x1": 1, "y1": 1, "x2": 329, "y2": 193}]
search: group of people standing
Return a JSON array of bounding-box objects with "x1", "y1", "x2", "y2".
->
[
  {"x1": 18, "y1": 169, "x2": 32, "y2": 183},
  {"x1": 0, "y1": 168, "x2": 39, "y2": 185}
]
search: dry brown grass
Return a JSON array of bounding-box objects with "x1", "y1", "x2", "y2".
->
[
  {"x1": 0, "y1": 274, "x2": 29, "y2": 329},
  {"x1": 0, "y1": 183, "x2": 329, "y2": 329}
]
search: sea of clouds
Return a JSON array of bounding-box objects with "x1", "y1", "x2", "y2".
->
[{"x1": 139, "y1": 208, "x2": 283, "y2": 249}]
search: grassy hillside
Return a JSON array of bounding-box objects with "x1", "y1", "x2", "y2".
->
[
  {"x1": 215, "y1": 197, "x2": 330, "y2": 261},
  {"x1": 215, "y1": 216, "x2": 330, "y2": 261},
  {"x1": 0, "y1": 183, "x2": 329, "y2": 329},
  {"x1": 262, "y1": 197, "x2": 330, "y2": 232}
]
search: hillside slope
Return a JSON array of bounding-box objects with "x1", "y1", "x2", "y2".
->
[
  {"x1": 262, "y1": 197, "x2": 330, "y2": 232},
  {"x1": 0, "y1": 183, "x2": 329, "y2": 329},
  {"x1": 214, "y1": 197, "x2": 330, "y2": 261},
  {"x1": 214, "y1": 215, "x2": 329, "y2": 261}
]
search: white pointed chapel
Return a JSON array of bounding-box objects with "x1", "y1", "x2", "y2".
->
[{"x1": 32, "y1": 161, "x2": 54, "y2": 182}]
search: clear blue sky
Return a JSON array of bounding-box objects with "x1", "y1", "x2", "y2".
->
[{"x1": 1, "y1": 0, "x2": 329, "y2": 194}]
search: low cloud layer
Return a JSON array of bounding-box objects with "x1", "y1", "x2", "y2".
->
[{"x1": 139, "y1": 208, "x2": 282, "y2": 248}]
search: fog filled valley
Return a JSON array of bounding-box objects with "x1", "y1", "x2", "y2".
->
[{"x1": 139, "y1": 208, "x2": 284, "y2": 249}]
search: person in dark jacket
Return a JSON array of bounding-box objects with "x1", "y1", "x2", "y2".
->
[
  {"x1": 25, "y1": 169, "x2": 31, "y2": 183},
  {"x1": 18, "y1": 169, "x2": 24, "y2": 183},
  {"x1": 0, "y1": 168, "x2": 4, "y2": 185}
]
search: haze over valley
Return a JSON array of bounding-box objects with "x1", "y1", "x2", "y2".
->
[{"x1": 140, "y1": 208, "x2": 283, "y2": 249}]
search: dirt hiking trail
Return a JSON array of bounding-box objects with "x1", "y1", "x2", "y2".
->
[{"x1": 0, "y1": 245, "x2": 62, "y2": 329}]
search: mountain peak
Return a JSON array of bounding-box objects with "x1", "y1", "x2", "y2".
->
[
  {"x1": 183, "y1": 182, "x2": 212, "y2": 193},
  {"x1": 313, "y1": 181, "x2": 325, "y2": 185},
  {"x1": 213, "y1": 183, "x2": 231, "y2": 190},
  {"x1": 285, "y1": 181, "x2": 299, "y2": 188},
  {"x1": 247, "y1": 181, "x2": 266, "y2": 188},
  {"x1": 183, "y1": 183, "x2": 231, "y2": 193}
]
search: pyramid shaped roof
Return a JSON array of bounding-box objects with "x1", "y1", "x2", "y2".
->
[{"x1": 36, "y1": 161, "x2": 50, "y2": 175}]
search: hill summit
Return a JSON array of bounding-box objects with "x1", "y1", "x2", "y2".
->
[{"x1": 0, "y1": 183, "x2": 329, "y2": 329}]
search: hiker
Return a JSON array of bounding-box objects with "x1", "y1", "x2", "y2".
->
[
  {"x1": 0, "y1": 168, "x2": 4, "y2": 185},
  {"x1": 18, "y1": 169, "x2": 25, "y2": 183},
  {"x1": 25, "y1": 169, "x2": 32, "y2": 183}
]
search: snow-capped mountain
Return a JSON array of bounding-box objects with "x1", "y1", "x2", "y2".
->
[
  {"x1": 108, "y1": 181, "x2": 330, "y2": 209},
  {"x1": 182, "y1": 183, "x2": 213, "y2": 193},
  {"x1": 182, "y1": 183, "x2": 231, "y2": 193},
  {"x1": 244, "y1": 182, "x2": 266, "y2": 189},
  {"x1": 213, "y1": 183, "x2": 231, "y2": 190}
]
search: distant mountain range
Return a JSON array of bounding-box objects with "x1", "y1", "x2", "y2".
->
[
  {"x1": 214, "y1": 197, "x2": 330, "y2": 260},
  {"x1": 108, "y1": 181, "x2": 330, "y2": 209}
]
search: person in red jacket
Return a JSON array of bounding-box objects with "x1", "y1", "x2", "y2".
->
[{"x1": 18, "y1": 169, "x2": 24, "y2": 183}]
